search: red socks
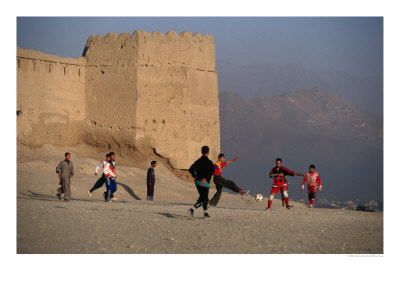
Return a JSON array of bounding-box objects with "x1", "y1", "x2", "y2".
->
[
  {"x1": 268, "y1": 200, "x2": 272, "y2": 209},
  {"x1": 284, "y1": 197, "x2": 289, "y2": 207},
  {"x1": 310, "y1": 199, "x2": 314, "y2": 206}
]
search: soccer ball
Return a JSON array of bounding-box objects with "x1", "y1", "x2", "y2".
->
[{"x1": 255, "y1": 194, "x2": 263, "y2": 202}]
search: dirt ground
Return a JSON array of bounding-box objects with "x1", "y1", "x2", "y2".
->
[{"x1": 16, "y1": 144, "x2": 383, "y2": 254}]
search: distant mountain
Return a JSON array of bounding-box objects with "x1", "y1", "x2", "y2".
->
[
  {"x1": 219, "y1": 88, "x2": 383, "y2": 208},
  {"x1": 216, "y1": 61, "x2": 383, "y2": 115}
]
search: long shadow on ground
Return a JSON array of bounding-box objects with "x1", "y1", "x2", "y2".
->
[{"x1": 117, "y1": 181, "x2": 141, "y2": 200}]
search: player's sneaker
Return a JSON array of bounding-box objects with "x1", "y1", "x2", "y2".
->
[
  {"x1": 111, "y1": 197, "x2": 118, "y2": 201},
  {"x1": 239, "y1": 189, "x2": 250, "y2": 197},
  {"x1": 286, "y1": 205, "x2": 291, "y2": 209},
  {"x1": 187, "y1": 208, "x2": 194, "y2": 218},
  {"x1": 56, "y1": 193, "x2": 61, "y2": 200},
  {"x1": 203, "y1": 213, "x2": 212, "y2": 219},
  {"x1": 309, "y1": 204, "x2": 314, "y2": 208},
  {"x1": 88, "y1": 190, "x2": 92, "y2": 197}
]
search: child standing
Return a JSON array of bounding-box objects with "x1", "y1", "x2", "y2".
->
[
  {"x1": 301, "y1": 164, "x2": 322, "y2": 208},
  {"x1": 147, "y1": 161, "x2": 157, "y2": 201}
]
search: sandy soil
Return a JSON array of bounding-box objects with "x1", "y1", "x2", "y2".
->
[{"x1": 17, "y1": 144, "x2": 383, "y2": 254}]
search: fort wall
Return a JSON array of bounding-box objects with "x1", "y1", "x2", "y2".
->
[
  {"x1": 17, "y1": 48, "x2": 86, "y2": 147},
  {"x1": 17, "y1": 30, "x2": 220, "y2": 169}
]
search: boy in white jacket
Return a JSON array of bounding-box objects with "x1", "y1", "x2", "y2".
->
[{"x1": 88, "y1": 153, "x2": 110, "y2": 197}]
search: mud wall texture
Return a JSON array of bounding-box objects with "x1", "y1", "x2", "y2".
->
[
  {"x1": 17, "y1": 30, "x2": 220, "y2": 169},
  {"x1": 17, "y1": 48, "x2": 86, "y2": 147}
]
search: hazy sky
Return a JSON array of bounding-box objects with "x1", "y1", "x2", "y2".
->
[{"x1": 17, "y1": 17, "x2": 383, "y2": 77}]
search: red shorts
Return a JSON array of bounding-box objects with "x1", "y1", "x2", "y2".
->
[
  {"x1": 270, "y1": 185, "x2": 288, "y2": 195},
  {"x1": 308, "y1": 186, "x2": 318, "y2": 200},
  {"x1": 308, "y1": 186, "x2": 318, "y2": 194}
]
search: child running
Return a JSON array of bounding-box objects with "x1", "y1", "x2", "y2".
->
[
  {"x1": 88, "y1": 153, "x2": 110, "y2": 197},
  {"x1": 187, "y1": 146, "x2": 214, "y2": 219},
  {"x1": 103, "y1": 156, "x2": 117, "y2": 203},
  {"x1": 301, "y1": 164, "x2": 322, "y2": 208},
  {"x1": 209, "y1": 154, "x2": 249, "y2": 207},
  {"x1": 266, "y1": 158, "x2": 303, "y2": 211}
]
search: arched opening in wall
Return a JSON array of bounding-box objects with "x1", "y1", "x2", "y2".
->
[
  {"x1": 64, "y1": 67, "x2": 66, "y2": 75},
  {"x1": 49, "y1": 64, "x2": 52, "y2": 73},
  {"x1": 17, "y1": 59, "x2": 20, "y2": 68},
  {"x1": 78, "y1": 69, "x2": 81, "y2": 77},
  {"x1": 33, "y1": 61, "x2": 36, "y2": 71}
]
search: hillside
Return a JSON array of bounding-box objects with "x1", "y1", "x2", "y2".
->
[{"x1": 219, "y1": 88, "x2": 383, "y2": 208}]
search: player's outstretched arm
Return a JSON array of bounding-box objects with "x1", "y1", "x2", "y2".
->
[{"x1": 227, "y1": 157, "x2": 239, "y2": 165}]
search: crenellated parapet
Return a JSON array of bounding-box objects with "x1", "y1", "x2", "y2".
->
[{"x1": 17, "y1": 30, "x2": 220, "y2": 169}]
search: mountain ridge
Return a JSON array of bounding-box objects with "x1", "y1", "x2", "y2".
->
[
  {"x1": 218, "y1": 87, "x2": 383, "y2": 208},
  {"x1": 216, "y1": 60, "x2": 383, "y2": 115}
]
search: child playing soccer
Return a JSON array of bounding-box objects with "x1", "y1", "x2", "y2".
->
[
  {"x1": 209, "y1": 154, "x2": 249, "y2": 207},
  {"x1": 301, "y1": 164, "x2": 322, "y2": 208},
  {"x1": 266, "y1": 158, "x2": 303, "y2": 211}
]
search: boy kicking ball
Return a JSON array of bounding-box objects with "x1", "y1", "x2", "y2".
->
[{"x1": 301, "y1": 164, "x2": 322, "y2": 208}]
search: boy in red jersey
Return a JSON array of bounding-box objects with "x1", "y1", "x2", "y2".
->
[
  {"x1": 266, "y1": 158, "x2": 303, "y2": 211},
  {"x1": 301, "y1": 164, "x2": 322, "y2": 208},
  {"x1": 209, "y1": 154, "x2": 249, "y2": 207}
]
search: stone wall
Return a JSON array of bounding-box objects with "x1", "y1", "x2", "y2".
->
[
  {"x1": 17, "y1": 48, "x2": 86, "y2": 147},
  {"x1": 134, "y1": 31, "x2": 219, "y2": 168},
  {"x1": 17, "y1": 30, "x2": 220, "y2": 169}
]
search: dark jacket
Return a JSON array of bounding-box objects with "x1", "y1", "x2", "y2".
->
[
  {"x1": 147, "y1": 167, "x2": 155, "y2": 184},
  {"x1": 189, "y1": 155, "x2": 214, "y2": 183}
]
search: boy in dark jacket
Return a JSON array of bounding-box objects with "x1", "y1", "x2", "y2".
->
[
  {"x1": 147, "y1": 161, "x2": 157, "y2": 200},
  {"x1": 187, "y1": 146, "x2": 214, "y2": 219}
]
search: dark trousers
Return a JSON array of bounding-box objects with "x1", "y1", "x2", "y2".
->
[
  {"x1": 147, "y1": 182, "x2": 155, "y2": 197},
  {"x1": 194, "y1": 185, "x2": 210, "y2": 210},
  {"x1": 209, "y1": 175, "x2": 241, "y2": 206},
  {"x1": 90, "y1": 175, "x2": 105, "y2": 193},
  {"x1": 105, "y1": 177, "x2": 117, "y2": 201}
]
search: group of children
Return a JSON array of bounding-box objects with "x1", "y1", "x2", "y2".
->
[
  {"x1": 55, "y1": 146, "x2": 322, "y2": 218},
  {"x1": 87, "y1": 153, "x2": 157, "y2": 202},
  {"x1": 187, "y1": 146, "x2": 322, "y2": 219}
]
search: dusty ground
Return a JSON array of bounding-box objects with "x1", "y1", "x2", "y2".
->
[{"x1": 17, "y1": 144, "x2": 383, "y2": 254}]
